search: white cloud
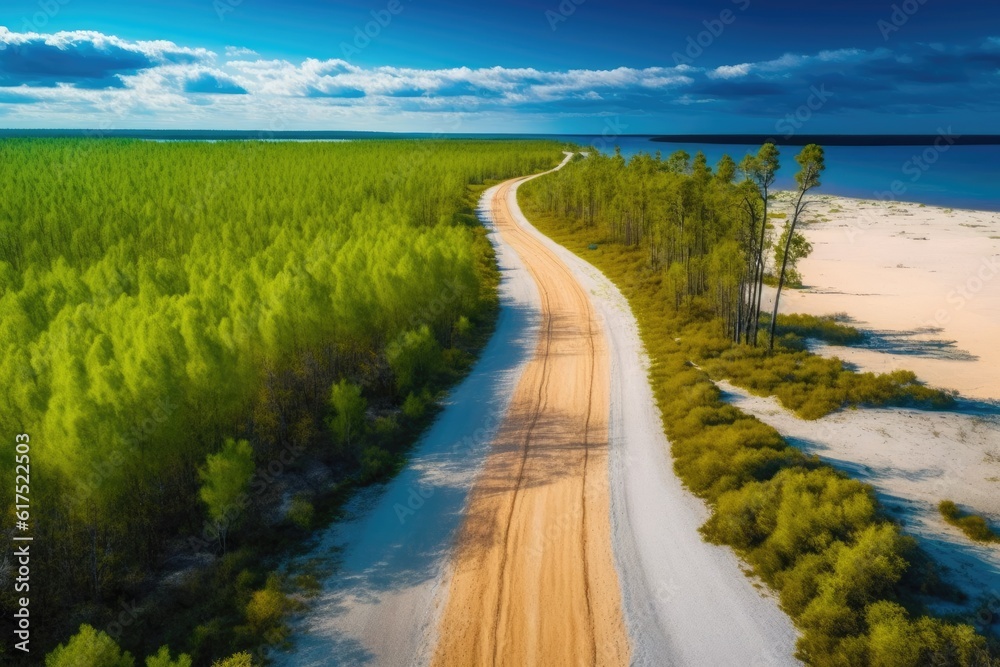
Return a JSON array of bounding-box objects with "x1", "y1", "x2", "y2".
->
[
  {"x1": 0, "y1": 27, "x2": 214, "y2": 63},
  {"x1": 225, "y1": 46, "x2": 258, "y2": 58},
  {"x1": 709, "y1": 63, "x2": 751, "y2": 79},
  {"x1": 0, "y1": 28, "x2": 995, "y2": 131}
]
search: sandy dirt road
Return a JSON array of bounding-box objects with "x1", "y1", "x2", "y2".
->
[
  {"x1": 276, "y1": 155, "x2": 799, "y2": 666},
  {"x1": 432, "y1": 171, "x2": 631, "y2": 666}
]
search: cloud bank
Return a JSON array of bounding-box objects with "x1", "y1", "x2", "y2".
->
[{"x1": 0, "y1": 28, "x2": 996, "y2": 131}]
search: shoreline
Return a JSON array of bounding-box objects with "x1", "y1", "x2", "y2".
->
[{"x1": 753, "y1": 191, "x2": 1000, "y2": 618}]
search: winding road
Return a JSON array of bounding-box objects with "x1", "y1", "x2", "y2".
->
[{"x1": 276, "y1": 155, "x2": 800, "y2": 666}]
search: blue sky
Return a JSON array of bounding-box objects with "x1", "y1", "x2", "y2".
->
[{"x1": 1, "y1": 0, "x2": 998, "y2": 132}]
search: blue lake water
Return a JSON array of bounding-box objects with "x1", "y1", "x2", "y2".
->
[{"x1": 550, "y1": 135, "x2": 1000, "y2": 212}]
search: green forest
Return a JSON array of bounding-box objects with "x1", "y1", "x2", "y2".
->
[
  {"x1": 0, "y1": 138, "x2": 564, "y2": 664},
  {"x1": 520, "y1": 149, "x2": 998, "y2": 667}
]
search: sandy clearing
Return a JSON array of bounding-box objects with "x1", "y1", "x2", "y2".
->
[
  {"x1": 432, "y1": 168, "x2": 630, "y2": 666},
  {"x1": 765, "y1": 194, "x2": 1000, "y2": 402},
  {"x1": 271, "y1": 179, "x2": 546, "y2": 666},
  {"x1": 503, "y1": 178, "x2": 801, "y2": 666},
  {"x1": 717, "y1": 380, "x2": 1000, "y2": 609}
]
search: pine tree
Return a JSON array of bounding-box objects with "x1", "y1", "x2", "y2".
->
[
  {"x1": 198, "y1": 438, "x2": 255, "y2": 552},
  {"x1": 45, "y1": 624, "x2": 135, "y2": 667}
]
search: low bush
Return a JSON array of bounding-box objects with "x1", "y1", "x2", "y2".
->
[
  {"x1": 286, "y1": 495, "x2": 315, "y2": 530},
  {"x1": 45, "y1": 625, "x2": 135, "y2": 667},
  {"x1": 703, "y1": 342, "x2": 954, "y2": 420},
  {"x1": 773, "y1": 313, "x2": 864, "y2": 346},
  {"x1": 940, "y1": 500, "x2": 1000, "y2": 543}
]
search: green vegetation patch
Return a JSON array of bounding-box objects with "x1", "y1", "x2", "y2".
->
[
  {"x1": 940, "y1": 501, "x2": 1000, "y2": 543},
  {"x1": 773, "y1": 313, "x2": 864, "y2": 345}
]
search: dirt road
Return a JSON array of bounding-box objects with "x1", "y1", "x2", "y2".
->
[
  {"x1": 277, "y1": 155, "x2": 799, "y2": 666},
  {"x1": 431, "y1": 170, "x2": 631, "y2": 666}
]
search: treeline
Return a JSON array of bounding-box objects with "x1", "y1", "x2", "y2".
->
[
  {"x1": 520, "y1": 156, "x2": 996, "y2": 666},
  {"x1": 532, "y1": 147, "x2": 822, "y2": 347},
  {"x1": 533, "y1": 148, "x2": 953, "y2": 416},
  {"x1": 0, "y1": 139, "x2": 563, "y2": 662}
]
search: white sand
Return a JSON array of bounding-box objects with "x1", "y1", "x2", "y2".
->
[
  {"x1": 507, "y1": 183, "x2": 801, "y2": 665},
  {"x1": 764, "y1": 195, "x2": 1000, "y2": 402},
  {"x1": 717, "y1": 380, "x2": 1000, "y2": 610}
]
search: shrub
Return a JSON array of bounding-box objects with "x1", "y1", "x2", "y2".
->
[
  {"x1": 402, "y1": 391, "x2": 428, "y2": 421},
  {"x1": 327, "y1": 379, "x2": 367, "y2": 456},
  {"x1": 774, "y1": 313, "x2": 864, "y2": 346},
  {"x1": 388, "y1": 325, "x2": 444, "y2": 395},
  {"x1": 242, "y1": 574, "x2": 296, "y2": 645},
  {"x1": 453, "y1": 314, "x2": 473, "y2": 342},
  {"x1": 360, "y1": 445, "x2": 400, "y2": 484},
  {"x1": 145, "y1": 646, "x2": 193, "y2": 667},
  {"x1": 211, "y1": 653, "x2": 255, "y2": 667},
  {"x1": 45, "y1": 624, "x2": 135, "y2": 667},
  {"x1": 287, "y1": 495, "x2": 315, "y2": 530},
  {"x1": 939, "y1": 500, "x2": 1000, "y2": 543}
]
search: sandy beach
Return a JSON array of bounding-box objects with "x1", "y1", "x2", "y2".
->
[
  {"x1": 765, "y1": 194, "x2": 1000, "y2": 402},
  {"x1": 748, "y1": 193, "x2": 1000, "y2": 612}
]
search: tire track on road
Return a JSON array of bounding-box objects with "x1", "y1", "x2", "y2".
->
[{"x1": 432, "y1": 163, "x2": 629, "y2": 666}]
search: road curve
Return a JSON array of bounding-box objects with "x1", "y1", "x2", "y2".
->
[{"x1": 431, "y1": 160, "x2": 631, "y2": 666}]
